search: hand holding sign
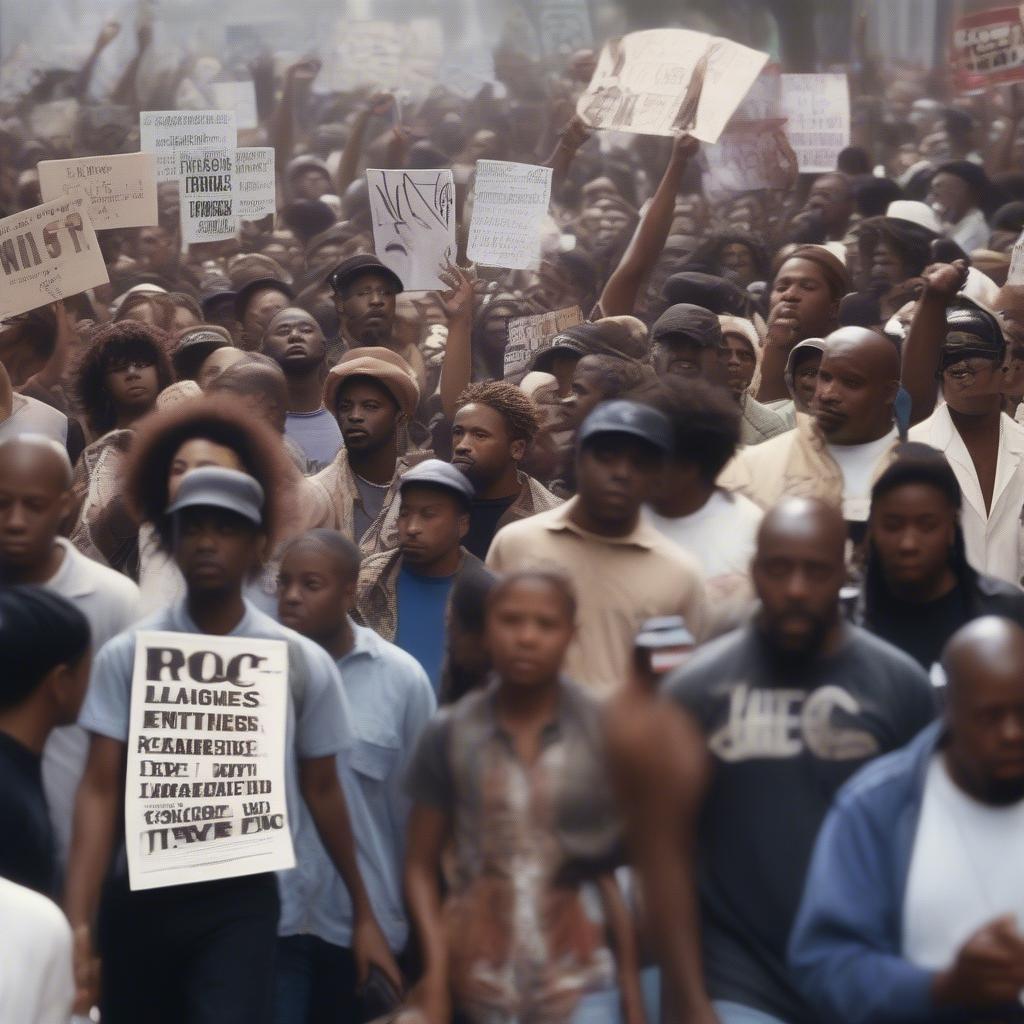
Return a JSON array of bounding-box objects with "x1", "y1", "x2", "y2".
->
[{"x1": 437, "y1": 261, "x2": 476, "y2": 322}]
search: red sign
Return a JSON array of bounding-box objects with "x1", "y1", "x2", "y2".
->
[{"x1": 951, "y1": 5, "x2": 1024, "y2": 91}]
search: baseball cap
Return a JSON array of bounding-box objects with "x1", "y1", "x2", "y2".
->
[
  {"x1": 941, "y1": 298, "x2": 1005, "y2": 366},
  {"x1": 165, "y1": 467, "x2": 264, "y2": 526},
  {"x1": 399, "y1": 459, "x2": 475, "y2": 506},
  {"x1": 578, "y1": 400, "x2": 673, "y2": 454},
  {"x1": 328, "y1": 254, "x2": 404, "y2": 296},
  {"x1": 651, "y1": 304, "x2": 723, "y2": 349}
]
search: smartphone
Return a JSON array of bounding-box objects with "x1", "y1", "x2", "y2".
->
[{"x1": 634, "y1": 615, "x2": 695, "y2": 683}]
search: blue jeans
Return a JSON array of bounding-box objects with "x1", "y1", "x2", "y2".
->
[
  {"x1": 713, "y1": 1000, "x2": 789, "y2": 1024},
  {"x1": 273, "y1": 935, "x2": 358, "y2": 1024}
]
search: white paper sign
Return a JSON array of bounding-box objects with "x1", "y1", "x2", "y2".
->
[
  {"x1": 467, "y1": 161, "x2": 553, "y2": 270},
  {"x1": 212, "y1": 81, "x2": 259, "y2": 131},
  {"x1": 124, "y1": 631, "x2": 295, "y2": 891},
  {"x1": 234, "y1": 148, "x2": 276, "y2": 222},
  {"x1": 577, "y1": 30, "x2": 768, "y2": 143},
  {"x1": 366, "y1": 168, "x2": 456, "y2": 292},
  {"x1": 0, "y1": 196, "x2": 109, "y2": 318},
  {"x1": 703, "y1": 129, "x2": 794, "y2": 197},
  {"x1": 504, "y1": 305, "x2": 584, "y2": 382},
  {"x1": 780, "y1": 74, "x2": 850, "y2": 174},
  {"x1": 38, "y1": 152, "x2": 158, "y2": 231},
  {"x1": 178, "y1": 149, "x2": 236, "y2": 244},
  {"x1": 140, "y1": 110, "x2": 237, "y2": 182}
]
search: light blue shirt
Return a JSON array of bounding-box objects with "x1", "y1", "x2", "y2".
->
[
  {"x1": 285, "y1": 407, "x2": 343, "y2": 474},
  {"x1": 78, "y1": 598, "x2": 354, "y2": 878},
  {"x1": 277, "y1": 621, "x2": 436, "y2": 950}
]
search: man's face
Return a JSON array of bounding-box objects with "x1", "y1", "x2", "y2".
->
[
  {"x1": 579, "y1": 200, "x2": 631, "y2": 253},
  {"x1": 720, "y1": 242, "x2": 758, "y2": 286},
  {"x1": 335, "y1": 379, "x2": 400, "y2": 455},
  {"x1": 940, "y1": 354, "x2": 1002, "y2": 415},
  {"x1": 261, "y1": 309, "x2": 325, "y2": 374},
  {"x1": 653, "y1": 335, "x2": 727, "y2": 387},
  {"x1": 168, "y1": 439, "x2": 244, "y2": 502},
  {"x1": 485, "y1": 579, "x2": 574, "y2": 688},
  {"x1": 295, "y1": 168, "x2": 331, "y2": 201},
  {"x1": 791, "y1": 350, "x2": 821, "y2": 412},
  {"x1": 752, "y1": 526, "x2": 845, "y2": 655},
  {"x1": 397, "y1": 486, "x2": 468, "y2": 569},
  {"x1": 104, "y1": 350, "x2": 160, "y2": 416},
  {"x1": 869, "y1": 239, "x2": 908, "y2": 292},
  {"x1": 173, "y1": 506, "x2": 263, "y2": 594},
  {"x1": 452, "y1": 402, "x2": 521, "y2": 489},
  {"x1": 0, "y1": 447, "x2": 70, "y2": 572},
  {"x1": 243, "y1": 288, "x2": 290, "y2": 348},
  {"x1": 869, "y1": 483, "x2": 956, "y2": 592},
  {"x1": 814, "y1": 347, "x2": 893, "y2": 444},
  {"x1": 770, "y1": 258, "x2": 836, "y2": 339},
  {"x1": 277, "y1": 543, "x2": 352, "y2": 641},
  {"x1": 722, "y1": 332, "x2": 757, "y2": 398},
  {"x1": 197, "y1": 347, "x2": 246, "y2": 390},
  {"x1": 928, "y1": 172, "x2": 972, "y2": 224},
  {"x1": 568, "y1": 358, "x2": 608, "y2": 430},
  {"x1": 576, "y1": 435, "x2": 662, "y2": 528},
  {"x1": 336, "y1": 272, "x2": 397, "y2": 345},
  {"x1": 805, "y1": 174, "x2": 852, "y2": 234}
]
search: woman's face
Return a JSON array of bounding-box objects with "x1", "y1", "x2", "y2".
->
[
  {"x1": 168, "y1": 438, "x2": 245, "y2": 501},
  {"x1": 720, "y1": 243, "x2": 758, "y2": 287}
]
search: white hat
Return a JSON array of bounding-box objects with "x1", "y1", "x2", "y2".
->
[
  {"x1": 960, "y1": 266, "x2": 1001, "y2": 309},
  {"x1": 885, "y1": 200, "x2": 942, "y2": 235}
]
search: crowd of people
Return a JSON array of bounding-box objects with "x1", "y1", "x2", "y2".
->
[{"x1": 4, "y1": 8, "x2": 1024, "y2": 1024}]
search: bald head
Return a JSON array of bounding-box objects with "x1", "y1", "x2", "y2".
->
[
  {"x1": 815, "y1": 327, "x2": 899, "y2": 444},
  {"x1": 942, "y1": 617, "x2": 1024, "y2": 806},
  {"x1": 0, "y1": 435, "x2": 72, "y2": 489},
  {"x1": 758, "y1": 496, "x2": 848, "y2": 562}
]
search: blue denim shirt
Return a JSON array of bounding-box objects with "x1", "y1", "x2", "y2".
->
[{"x1": 277, "y1": 621, "x2": 436, "y2": 950}]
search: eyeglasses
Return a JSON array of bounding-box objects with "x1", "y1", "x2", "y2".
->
[
  {"x1": 106, "y1": 355, "x2": 156, "y2": 373},
  {"x1": 940, "y1": 358, "x2": 997, "y2": 385}
]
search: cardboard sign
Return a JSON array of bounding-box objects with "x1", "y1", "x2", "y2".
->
[
  {"x1": 124, "y1": 631, "x2": 295, "y2": 891},
  {"x1": 178, "y1": 149, "x2": 236, "y2": 244},
  {"x1": 140, "y1": 110, "x2": 237, "y2": 182},
  {"x1": 780, "y1": 74, "x2": 850, "y2": 174},
  {"x1": 0, "y1": 196, "x2": 109, "y2": 319},
  {"x1": 504, "y1": 305, "x2": 583, "y2": 382},
  {"x1": 467, "y1": 161, "x2": 553, "y2": 270},
  {"x1": 366, "y1": 168, "x2": 456, "y2": 292},
  {"x1": 212, "y1": 81, "x2": 259, "y2": 131},
  {"x1": 951, "y1": 6, "x2": 1024, "y2": 92},
  {"x1": 234, "y1": 148, "x2": 276, "y2": 222},
  {"x1": 577, "y1": 29, "x2": 768, "y2": 143},
  {"x1": 38, "y1": 152, "x2": 158, "y2": 231}
]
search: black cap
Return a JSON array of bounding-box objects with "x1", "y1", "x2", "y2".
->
[
  {"x1": 328, "y1": 254, "x2": 404, "y2": 296},
  {"x1": 941, "y1": 299, "x2": 1005, "y2": 367},
  {"x1": 578, "y1": 400, "x2": 673, "y2": 454},
  {"x1": 651, "y1": 304, "x2": 723, "y2": 348}
]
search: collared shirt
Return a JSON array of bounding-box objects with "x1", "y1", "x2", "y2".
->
[
  {"x1": 406, "y1": 676, "x2": 620, "y2": 1019},
  {"x1": 278, "y1": 621, "x2": 435, "y2": 950},
  {"x1": 41, "y1": 538, "x2": 140, "y2": 868},
  {"x1": 946, "y1": 207, "x2": 989, "y2": 254},
  {"x1": 486, "y1": 498, "x2": 707, "y2": 697}
]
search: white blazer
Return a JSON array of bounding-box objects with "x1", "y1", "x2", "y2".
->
[{"x1": 909, "y1": 404, "x2": 1024, "y2": 586}]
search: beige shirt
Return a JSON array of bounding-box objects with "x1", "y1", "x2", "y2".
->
[{"x1": 486, "y1": 498, "x2": 707, "y2": 697}]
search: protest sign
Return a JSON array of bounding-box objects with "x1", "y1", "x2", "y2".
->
[
  {"x1": 538, "y1": 0, "x2": 593, "y2": 56},
  {"x1": 780, "y1": 74, "x2": 850, "y2": 173},
  {"x1": 504, "y1": 305, "x2": 584, "y2": 383},
  {"x1": 212, "y1": 81, "x2": 259, "y2": 131},
  {"x1": 234, "y1": 148, "x2": 276, "y2": 222},
  {"x1": 38, "y1": 152, "x2": 158, "y2": 231},
  {"x1": 577, "y1": 29, "x2": 768, "y2": 143},
  {"x1": 0, "y1": 195, "x2": 108, "y2": 319},
  {"x1": 178, "y1": 149, "x2": 236, "y2": 244},
  {"x1": 950, "y1": 6, "x2": 1024, "y2": 92},
  {"x1": 366, "y1": 168, "x2": 456, "y2": 292},
  {"x1": 124, "y1": 631, "x2": 295, "y2": 891},
  {"x1": 467, "y1": 161, "x2": 553, "y2": 270},
  {"x1": 703, "y1": 130, "x2": 793, "y2": 199},
  {"x1": 140, "y1": 110, "x2": 237, "y2": 182}
]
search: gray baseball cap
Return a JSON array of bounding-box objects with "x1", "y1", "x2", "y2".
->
[
  {"x1": 165, "y1": 467, "x2": 265, "y2": 526},
  {"x1": 400, "y1": 458, "x2": 475, "y2": 505},
  {"x1": 578, "y1": 400, "x2": 673, "y2": 454}
]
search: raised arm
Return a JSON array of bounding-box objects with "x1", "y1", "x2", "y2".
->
[
  {"x1": 75, "y1": 21, "x2": 120, "y2": 98},
  {"x1": 270, "y1": 59, "x2": 321, "y2": 184},
  {"x1": 598, "y1": 133, "x2": 699, "y2": 318},
  {"x1": 110, "y1": 21, "x2": 151, "y2": 108},
  {"x1": 544, "y1": 114, "x2": 593, "y2": 196},
  {"x1": 437, "y1": 262, "x2": 477, "y2": 420},
  {"x1": 336, "y1": 92, "x2": 395, "y2": 196}
]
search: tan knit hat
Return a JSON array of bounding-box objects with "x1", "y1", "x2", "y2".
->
[{"x1": 323, "y1": 347, "x2": 420, "y2": 418}]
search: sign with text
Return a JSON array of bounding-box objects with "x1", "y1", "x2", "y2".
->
[
  {"x1": 124, "y1": 631, "x2": 294, "y2": 891},
  {"x1": 467, "y1": 161, "x2": 553, "y2": 270},
  {"x1": 577, "y1": 29, "x2": 768, "y2": 143},
  {"x1": 780, "y1": 74, "x2": 850, "y2": 173},
  {"x1": 178, "y1": 149, "x2": 236, "y2": 244},
  {"x1": 0, "y1": 196, "x2": 108, "y2": 318},
  {"x1": 38, "y1": 152, "x2": 158, "y2": 231},
  {"x1": 504, "y1": 305, "x2": 583, "y2": 383},
  {"x1": 234, "y1": 148, "x2": 276, "y2": 222},
  {"x1": 366, "y1": 168, "x2": 456, "y2": 292},
  {"x1": 140, "y1": 110, "x2": 237, "y2": 182},
  {"x1": 951, "y1": 6, "x2": 1024, "y2": 92},
  {"x1": 703, "y1": 128, "x2": 794, "y2": 198}
]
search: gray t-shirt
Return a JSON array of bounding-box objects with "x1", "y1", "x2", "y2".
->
[
  {"x1": 285, "y1": 407, "x2": 343, "y2": 474},
  {"x1": 353, "y1": 474, "x2": 390, "y2": 540}
]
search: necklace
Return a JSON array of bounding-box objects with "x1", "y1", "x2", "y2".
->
[{"x1": 353, "y1": 472, "x2": 390, "y2": 489}]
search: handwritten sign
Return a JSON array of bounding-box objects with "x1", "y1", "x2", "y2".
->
[
  {"x1": 504, "y1": 306, "x2": 584, "y2": 383},
  {"x1": 0, "y1": 196, "x2": 109, "y2": 319},
  {"x1": 38, "y1": 152, "x2": 158, "y2": 231},
  {"x1": 178, "y1": 149, "x2": 236, "y2": 244},
  {"x1": 140, "y1": 110, "x2": 237, "y2": 182},
  {"x1": 467, "y1": 161, "x2": 553, "y2": 270},
  {"x1": 212, "y1": 81, "x2": 259, "y2": 131},
  {"x1": 951, "y1": 6, "x2": 1024, "y2": 92},
  {"x1": 234, "y1": 148, "x2": 276, "y2": 222},
  {"x1": 366, "y1": 168, "x2": 456, "y2": 292},
  {"x1": 577, "y1": 29, "x2": 768, "y2": 143},
  {"x1": 124, "y1": 631, "x2": 295, "y2": 891},
  {"x1": 703, "y1": 129, "x2": 793, "y2": 198},
  {"x1": 780, "y1": 74, "x2": 850, "y2": 173}
]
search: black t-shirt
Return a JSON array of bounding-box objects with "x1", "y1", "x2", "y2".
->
[
  {"x1": 463, "y1": 495, "x2": 517, "y2": 560},
  {"x1": 0, "y1": 731, "x2": 55, "y2": 896},
  {"x1": 665, "y1": 624, "x2": 936, "y2": 1024},
  {"x1": 868, "y1": 585, "x2": 970, "y2": 671}
]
